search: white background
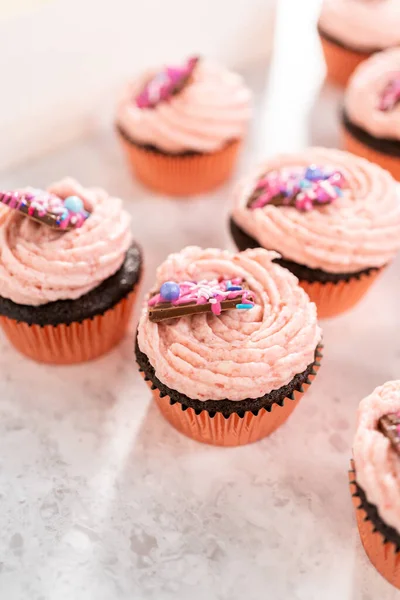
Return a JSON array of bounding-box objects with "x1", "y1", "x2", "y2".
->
[{"x1": 0, "y1": 0, "x2": 275, "y2": 171}]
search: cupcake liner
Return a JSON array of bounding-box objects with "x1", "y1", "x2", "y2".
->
[
  {"x1": 118, "y1": 132, "x2": 241, "y2": 196},
  {"x1": 141, "y1": 349, "x2": 322, "y2": 446},
  {"x1": 299, "y1": 268, "x2": 383, "y2": 319},
  {"x1": 349, "y1": 461, "x2": 400, "y2": 589},
  {"x1": 343, "y1": 128, "x2": 400, "y2": 182},
  {"x1": 0, "y1": 288, "x2": 139, "y2": 365},
  {"x1": 319, "y1": 31, "x2": 369, "y2": 88}
]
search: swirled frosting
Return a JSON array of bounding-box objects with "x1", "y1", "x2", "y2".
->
[
  {"x1": 137, "y1": 246, "x2": 321, "y2": 402},
  {"x1": 232, "y1": 148, "x2": 400, "y2": 273},
  {"x1": 0, "y1": 178, "x2": 132, "y2": 306},
  {"x1": 353, "y1": 380, "x2": 400, "y2": 532},
  {"x1": 319, "y1": 0, "x2": 400, "y2": 52},
  {"x1": 345, "y1": 48, "x2": 400, "y2": 141},
  {"x1": 116, "y1": 59, "x2": 252, "y2": 154}
]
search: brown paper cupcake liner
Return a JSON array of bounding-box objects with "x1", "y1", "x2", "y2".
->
[
  {"x1": 319, "y1": 30, "x2": 370, "y2": 88},
  {"x1": 343, "y1": 128, "x2": 400, "y2": 182},
  {"x1": 0, "y1": 289, "x2": 139, "y2": 365},
  {"x1": 118, "y1": 131, "x2": 241, "y2": 196},
  {"x1": 349, "y1": 461, "x2": 400, "y2": 589},
  {"x1": 140, "y1": 348, "x2": 322, "y2": 446},
  {"x1": 299, "y1": 267, "x2": 383, "y2": 319}
]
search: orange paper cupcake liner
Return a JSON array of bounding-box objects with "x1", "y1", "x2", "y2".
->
[
  {"x1": 299, "y1": 268, "x2": 383, "y2": 319},
  {"x1": 0, "y1": 289, "x2": 139, "y2": 365},
  {"x1": 343, "y1": 128, "x2": 400, "y2": 182},
  {"x1": 319, "y1": 31, "x2": 370, "y2": 88},
  {"x1": 118, "y1": 132, "x2": 241, "y2": 197},
  {"x1": 141, "y1": 352, "x2": 322, "y2": 446},
  {"x1": 349, "y1": 461, "x2": 400, "y2": 589}
]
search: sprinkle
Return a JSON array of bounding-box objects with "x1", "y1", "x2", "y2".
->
[
  {"x1": 227, "y1": 285, "x2": 242, "y2": 291},
  {"x1": 236, "y1": 303, "x2": 254, "y2": 310}
]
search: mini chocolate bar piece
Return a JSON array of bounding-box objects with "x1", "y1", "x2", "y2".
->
[
  {"x1": 148, "y1": 278, "x2": 255, "y2": 323},
  {"x1": 378, "y1": 413, "x2": 400, "y2": 455},
  {"x1": 0, "y1": 189, "x2": 89, "y2": 231}
]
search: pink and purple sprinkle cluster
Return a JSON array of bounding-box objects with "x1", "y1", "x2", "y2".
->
[
  {"x1": 378, "y1": 74, "x2": 400, "y2": 112},
  {"x1": 148, "y1": 278, "x2": 255, "y2": 316},
  {"x1": 136, "y1": 56, "x2": 199, "y2": 109},
  {"x1": 0, "y1": 189, "x2": 90, "y2": 230},
  {"x1": 250, "y1": 165, "x2": 347, "y2": 212}
]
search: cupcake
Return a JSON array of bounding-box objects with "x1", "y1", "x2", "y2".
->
[
  {"x1": 350, "y1": 381, "x2": 400, "y2": 589},
  {"x1": 136, "y1": 246, "x2": 322, "y2": 446},
  {"x1": 230, "y1": 148, "x2": 400, "y2": 319},
  {"x1": 0, "y1": 178, "x2": 142, "y2": 364},
  {"x1": 116, "y1": 56, "x2": 252, "y2": 196},
  {"x1": 318, "y1": 0, "x2": 400, "y2": 87},
  {"x1": 343, "y1": 48, "x2": 400, "y2": 181}
]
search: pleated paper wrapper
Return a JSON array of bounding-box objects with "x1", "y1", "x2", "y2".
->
[
  {"x1": 140, "y1": 348, "x2": 322, "y2": 447},
  {"x1": 349, "y1": 461, "x2": 400, "y2": 589},
  {"x1": 343, "y1": 128, "x2": 400, "y2": 182},
  {"x1": 118, "y1": 133, "x2": 241, "y2": 197},
  {"x1": 299, "y1": 268, "x2": 383, "y2": 319},
  {"x1": 0, "y1": 290, "x2": 138, "y2": 365},
  {"x1": 319, "y1": 30, "x2": 370, "y2": 88}
]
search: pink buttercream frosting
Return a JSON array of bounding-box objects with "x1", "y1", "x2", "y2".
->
[
  {"x1": 345, "y1": 48, "x2": 400, "y2": 141},
  {"x1": 116, "y1": 59, "x2": 252, "y2": 154},
  {"x1": 232, "y1": 148, "x2": 400, "y2": 273},
  {"x1": 137, "y1": 246, "x2": 321, "y2": 402},
  {"x1": 0, "y1": 178, "x2": 132, "y2": 306},
  {"x1": 353, "y1": 380, "x2": 400, "y2": 532},
  {"x1": 319, "y1": 0, "x2": 400, "y2": 52}
]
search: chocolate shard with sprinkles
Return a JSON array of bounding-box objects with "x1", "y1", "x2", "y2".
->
[
  {"x1": 148, "y1": 278, "x2": 255, "y2": 323},
  {"x1": 378, "y1": 413, "x2": 400, "y2": 455},
  {"x1": 0, "y1": 189, "x2": 90, "y2": 231},
  {"x1": 247, "y1": 164, "x2": 347, "y2": 212}
]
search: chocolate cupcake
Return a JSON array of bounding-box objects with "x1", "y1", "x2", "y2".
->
[
  {"x1": 0, "y1": 178, "x2": 142, "y2": 364},
  {"x1": 230, "y1": 147, "x2": 400, "y2": 318},
  {"x1": 343, "y1": 47, "x2": 400, "y2": 181},
  {"x1": 116, "y1": 56, "x2": 252, "y2": 196},
  {"x1": 136, "y1": 246, "x2": 322, "y2": 446},
  {"x1": 350, "y1": 381, "x2": 400, "y2": 589},
  {"x1": 318, "y1": 0, "x2": 400, "y2": 87}
]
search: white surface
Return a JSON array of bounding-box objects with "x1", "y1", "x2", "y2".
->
[
  {"x1": 1, "y1": 1, "x2": 400, "y2": 599},
  {"x1": 0, "y1": 0, "x2": 275, "y2": 171}
]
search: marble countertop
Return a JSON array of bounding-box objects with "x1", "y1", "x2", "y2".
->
[{"x1": 1, "y1": 1, "x2": 400, "y2": 599}]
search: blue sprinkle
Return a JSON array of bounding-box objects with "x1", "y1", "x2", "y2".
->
[
  {"x1": 59, "y1": 209, "x2": 69, "y2": 221},
  {"x1": 227, "y1": 285, "x2": 243, "y2": 291},
  {"x1": 64, "y1": 195, "x2": 84, "y2": 213},
  {"x1": 299, "y1": 179, "x2": 312, "y2": 189},
  {"x1": 305, "y1": 166, "x2": 322, "y2": 181},
  {"x1": 160, "y1": 281, "x2": 180, "y2": 302},
  {"x1": 333, "y1": 186, "x2": 343, "y2": 197},
  {"x1": 236, "y1": 303, "x2": 254, "y2": 310}
]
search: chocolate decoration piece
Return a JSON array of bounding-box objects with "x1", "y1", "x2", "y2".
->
[
  {"x1": 148, "y1": 278, "x2": 254, "y2": 323},
  {"x1": 149, "y1": 293, "x2": 247, "y2": 322},
  {"x1": 378, "y1": 413, "x2": 400, "y2": 454},
  {"x1": 136, "y1": 56, "x2": 199, "y2": 109},
  {"x1": 0, "y1": 189, "x2": 89, "y2": 231}
]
